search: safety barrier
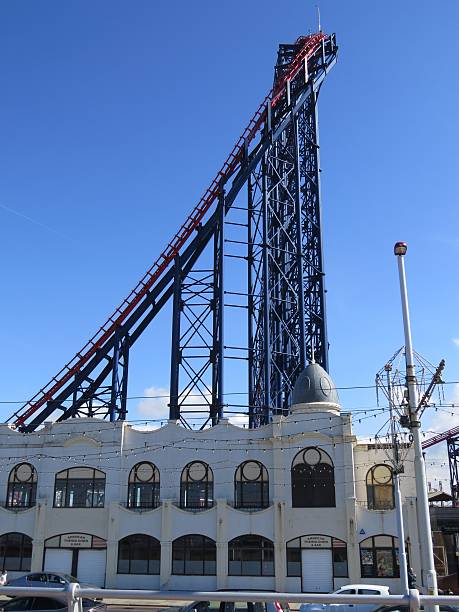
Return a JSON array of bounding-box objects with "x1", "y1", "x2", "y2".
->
[{"x1": 1, "y1": 585, "x2": 458, "y2": 612}]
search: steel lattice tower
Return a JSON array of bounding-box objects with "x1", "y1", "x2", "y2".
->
[{"x1": 9, "y1": 34, "x2": 338, "y2": 432}]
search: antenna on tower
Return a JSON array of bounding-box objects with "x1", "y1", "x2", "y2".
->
[{"x1": 316, "y1": 5, "x2": 322, "y2": 32}]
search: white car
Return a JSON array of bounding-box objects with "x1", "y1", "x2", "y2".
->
[{"x1": 300, "y1": 584, "x2": 390, "y2": 612}]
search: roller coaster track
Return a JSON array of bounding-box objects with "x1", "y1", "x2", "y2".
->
[
  {"x1": 10, "y1": 32, "x2": 337, "y2": 431},
  {"x1": 422, "y1": 426, "x2": 459, "y2": 449}
]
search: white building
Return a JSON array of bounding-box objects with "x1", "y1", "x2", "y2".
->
[{"x1": 0, "y1": 363, "x2": 423, "y2": 593}]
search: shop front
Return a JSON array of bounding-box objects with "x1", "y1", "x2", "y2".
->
[
  {"x1": 43, "y1": 533, "x2": 107, "y2": 586},
  {"x1": 287, "y1": 534, "x2": 348, "y2": 593}
]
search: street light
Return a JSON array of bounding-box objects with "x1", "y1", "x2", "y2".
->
[{"x1": 394, "y1": 242, "x2": 438, "y2": 609}]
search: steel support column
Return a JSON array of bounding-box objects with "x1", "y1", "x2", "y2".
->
[
  {"x1": 211, "y1": 190, "x2": 225, "y2": 423},
  {"x1": 297, "y1": 91, "x2": 328, "y2": 369},
  {"x1": 169, "y1": 256, "x2": 182, "y2": 421},
  {"x1": 448, "y1": 438, "x2": 459, "y2": 506}
]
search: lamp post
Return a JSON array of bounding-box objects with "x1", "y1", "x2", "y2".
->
[{"x1": 394, "y1": 242, "x2": 438, "y2": 607}]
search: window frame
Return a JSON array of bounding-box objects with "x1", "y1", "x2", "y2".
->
[
  {"x1": 172, "y1": 534, "x2": 216, "y2": 575},
  {"x1": 127, "y1": 462, "x2": 160, "y2": 509},
  {"x1": 359, "y1": 534, "x2": 400, "y2": 578},
  {"x1": 180, "y1": 462, "x2": 214, "y2": 510},
  {"x1": 117, "y1": 533, "x2": 160, "y2": 575},
  {"x1": 234, "y1": 461, "x2": 269, "y2": 510},
  {"x1": 6, "y1": 463, "x2": 37, "y2": 509},
  {"x1": 228, "y1": 534, "x2": 274, "y2": 576},
  {"x1": 291, "y1": 447, "x2": 336, "y2": 508},
  {"x1": 53, "y1": 467, "x2": 106, "y2": 509},
  {"x1": 366, "y1": 465, "x2": 395, "y2": 510},
  {"x1": 0, "y1": 532, "x2": 33, "y2": 572}
]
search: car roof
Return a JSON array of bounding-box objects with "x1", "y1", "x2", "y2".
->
[
  {"x1": 26, "y1": 572, "x2": 66, "y2": 576},
  {"x1": 338, "y1": 585, "x2": 390, "y2": 591}
]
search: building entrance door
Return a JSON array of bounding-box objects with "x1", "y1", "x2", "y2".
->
[
  {"x1": 43, "y1": 533, "x2": 107, "y2": 586},
  {"x1": 77, "y1": 549, "x2": 106, "y2": 586},
  {"x1": 301, "y1": 549, "x2": 333, "y2": 593},
  {"x1": 44, "y1": 549, "x2": 73, "y2": 575}
]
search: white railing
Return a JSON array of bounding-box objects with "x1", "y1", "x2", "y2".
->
[{"x1": 0, "y1": 585, "x2": 458, "y2": 612}]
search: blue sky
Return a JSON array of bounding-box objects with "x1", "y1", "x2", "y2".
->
[{"x1": 1, "y1": 1, "x2": 459, "y2": 484}]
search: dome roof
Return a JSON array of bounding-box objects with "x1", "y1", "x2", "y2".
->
[{"x1": 291, "y1": 362, "x2": 340, "y2": 408}]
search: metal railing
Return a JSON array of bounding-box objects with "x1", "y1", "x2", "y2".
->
[
  {"x1": 1, "y1": 585, "x2": 458, "y2": 612},
  {"x1": 119, "y1": 501, "x2": 161, "y2": 512},
  {"x1": 356, "y1": 500, "x2": 395, "y2": 511},
  {"x1": 1, "y1": 502, "x2": 35, "y2": 512},
  {"x1": 172, "y1": 501, "x2": 215, "y2": 511},
  {"x1": 227, "y1": 501, "x2": 272, "y2": 512}
]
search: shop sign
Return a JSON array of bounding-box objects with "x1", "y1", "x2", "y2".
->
[
  {"x1": 300, "y1": 535, "x2": 331, "y2": 549},
  {"x1": 61, "y1": 534, "x2": 92, "y2": 548}
]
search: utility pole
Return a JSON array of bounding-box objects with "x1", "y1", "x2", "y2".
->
[
  {"x1": 385, "y1": 363, "x2": 409, "y2": 594},
  {"x1": 394, "y1": 242, "x2": 438, "y2": 608}
]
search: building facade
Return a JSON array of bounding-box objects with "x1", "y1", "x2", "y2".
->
[{"x1": 0, "y1": 364, "x2": 424, "y2": 593}]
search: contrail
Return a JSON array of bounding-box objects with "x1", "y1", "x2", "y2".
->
[{"x1": 0, "y1": 202, "x2": 76, "y2": 243}]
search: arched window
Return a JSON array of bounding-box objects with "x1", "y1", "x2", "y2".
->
[
  {"x1": 54, "y1": 467, "x2": 105, "y2": 508},
  {"x1": 228, "y1": 535, "x2": 274, "y2": 576},
  {"x1": 6, "y1": 463, "x2": 37, "y2": 509},
  {"x1": 127, "y1": 462, "x2": 160, "y2": 509},
  {"x1": 234, "y1": 461, "x2": 269, "y2": 509},
  {"x1": 366, "y1": 465, "x2": 395, "y2": 510},
  {"x1": 180, "y1": 462, "x2": 213, "y2": 510},
  {"x1": 291, "y1": 447, "x2": 335, "y2": 508},
  {"x1": 360, "y1": 535, "x2": 399, "y2": 578},
  {"x1": 172, "y1": 534, "x2": 216, "y2": 575},
  {"x1": 0, "y1": 532, "x2": 32, "y2": 571},
  {"x1": 117, "y1": 534, "x2": 160, "y2": 574}
]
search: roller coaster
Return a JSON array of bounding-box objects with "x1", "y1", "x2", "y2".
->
[{"x1": 8, "y1": 33, "x2": 338, "y2": 433}]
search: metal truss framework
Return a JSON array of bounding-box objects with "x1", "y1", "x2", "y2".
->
[
  {"x1": 423, "y1": 422, "x2": 459, "y2": 507},
  {"x1": 10, "y1": 34, "x2": 338, "y2": 432},
  {"x1": 448, "y1": 438, "x2": 459, "y2": 506}
]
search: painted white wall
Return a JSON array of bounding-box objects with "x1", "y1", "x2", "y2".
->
[{"x1": 0, "y1": 412, "x2": 419, "y2": 593}]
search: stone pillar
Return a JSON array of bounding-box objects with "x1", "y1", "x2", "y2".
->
[
  {"x1": 272, "y1": 418, "x2": 286, "y2": 592},
  {"x1": 105, "y1": 501, "x2": 119, "y2": 588},
  {"x1": 274, "y1": 500, "x2": 286, "y2": 592},
  {"x1": 346, "y1": 500, "x2": 360, "y2": 583},
  {"x1": 342, "y1": 414, "x2": 359, "y2": 583},
  {"x1": 160, "y1": 500, "x2": 172, "y2": 589},
  {"x1": 216, "y1": 499, "x2": 228, "y2": 590},
  {"x1": 31, "y1": 502, "x2": 47, "y2": 571}
]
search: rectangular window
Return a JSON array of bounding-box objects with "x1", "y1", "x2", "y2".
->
[
  {"x1": 360, "y1": 538, "x2": 399, "y2": 578},
  {"x1": 360, "y1": 549, "x2": 374, "y2": 577},
  {"x1": 54, "y1": 473, "x2": 105, "y2": 508},
  {"x1": 333, "y1": 548, "x2": 348, "y2": 577},
  {"x1": 375, "y1": 550, "x2": 394, "y2": 577}
]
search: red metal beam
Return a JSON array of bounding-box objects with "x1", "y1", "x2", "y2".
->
[{"x1": 422, "y1": 425, "x2": 459, "y2": 449}]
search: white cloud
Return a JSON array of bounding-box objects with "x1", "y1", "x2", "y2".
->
[
  {"x1": 424, "y1": 444, "x2": 450, "y2": 493},
  {"x1": 452, "y1": 338, "x2": 459, "y2": 347},
  {"x1": 135, "y1": 386, "x2": 249, "y2": 429},
  {"x1": 136, "y1": 386, "x2": 170, "y2": 424},
  {"x1": 422, "y1": 383, "x2": 459, "y2": 493},
  {"x1": 228, "y1": 413, "x2": 249, "y2": 428}
]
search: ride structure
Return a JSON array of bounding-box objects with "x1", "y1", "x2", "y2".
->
[
  {"x1": 423, "y1": 428, "x2": 459, "y2": 506},
  {"x1": 9, "y1": 33, "x2": 338, "y2": 433}
]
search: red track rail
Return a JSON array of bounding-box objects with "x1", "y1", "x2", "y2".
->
[
  {"x1": 422, "y1": 425, "x2": 459, "y2": 449},
  {"x1": 12, "y1": 33, "x2": 327, "y2": 428}
]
